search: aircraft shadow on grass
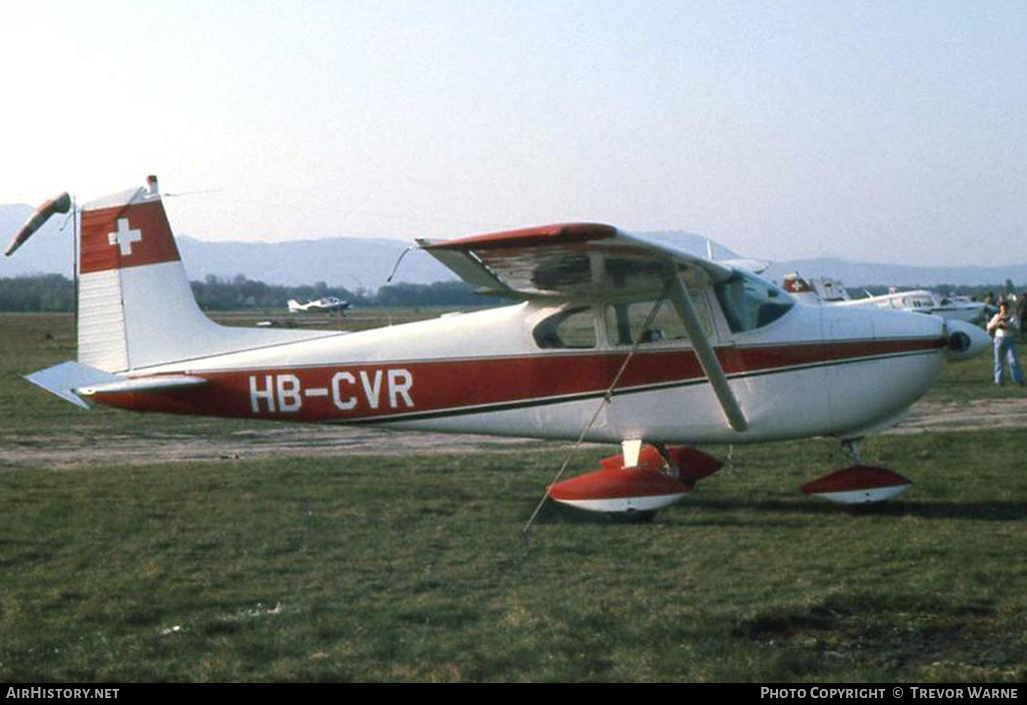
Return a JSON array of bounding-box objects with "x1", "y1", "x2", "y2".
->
[
  {"x1": 688, "y1": 496, "x2": 1027, "y2": 523},
  {"x1": 535, "y1": 496, "x2": 1027, "y2": 525}
]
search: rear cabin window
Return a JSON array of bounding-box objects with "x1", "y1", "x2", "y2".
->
[
  {"x1": 605, "y1": 296, "x2": 711, "y2": 346},
  {"x1": 714, "y1": 272, "x2": 794, "y2": 333},
  {"x1": 534, "y1": 307, "x2": 597, "y2": 349}
]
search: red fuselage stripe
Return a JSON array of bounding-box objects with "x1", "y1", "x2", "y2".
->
[{"x1": 90, "y1": 337, "x2": 942, "y2": 422}]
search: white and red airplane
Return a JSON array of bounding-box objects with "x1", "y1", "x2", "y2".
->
[
  {"x1": 6, "y1": 176, "x2": 990, "y2": 517},
  {"x1": 287, "y1": 296, "x2": 350, "y2": 314}
]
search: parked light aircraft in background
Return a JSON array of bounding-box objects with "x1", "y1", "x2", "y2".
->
[
  {"x1": 782, "y1": 273, "x2": 852, "y2": 303},
  {"x1": 784, "y1": 274, "x2": 988, "y2": 324},
  {"x1": 5, "y1": 177, "x2": 990, "y2": 518},
  {"x1": 287, "y1": 297, "x2": 350, "y2": 314},
  {"x1": 835, "y1": 289, "x2": 988, "y2": 323}
]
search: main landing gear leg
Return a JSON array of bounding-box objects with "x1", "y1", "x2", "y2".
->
[
  {"x1": 651, "y1": 443, "x2": 678, "y2": 479},
  {"x1": 841, "y1": 439, "x2": 864, "y2": 465}
]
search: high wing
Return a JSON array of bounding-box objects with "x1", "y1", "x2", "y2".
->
[
  {"x1": 417, "y1": 223, "x2": 733, "y2": 301},
  {"x1": 417, "y1": 223, "x2": 747, "y2": 431}
]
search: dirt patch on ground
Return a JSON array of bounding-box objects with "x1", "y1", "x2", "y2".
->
[
  {"x1": 3, "y1": 397, "x2": 1025, "y2": 469},
  {"x1": 0, "y1": 425, "x2": 547, "y2": 469},
  {"x1": 897, "y1": 397, "x2": 1027, "y2": 434}
]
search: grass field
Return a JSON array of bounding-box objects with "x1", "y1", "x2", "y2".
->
[{"x1": 1, "y1": 312, "x2": 1026, "y2": 682}]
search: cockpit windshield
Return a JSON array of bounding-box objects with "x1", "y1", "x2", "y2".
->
[{"x1": 714, "y1": 271, "x2": 794, "y2": 333}]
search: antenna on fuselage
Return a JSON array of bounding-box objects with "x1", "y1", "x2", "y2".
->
[{"x1": 385, "y1": 245, "x2": 417, "y2": 284}]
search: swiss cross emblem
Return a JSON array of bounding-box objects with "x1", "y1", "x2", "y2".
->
[{"x1": 108, "y1": 218, "x2": 143, "y2": 256}]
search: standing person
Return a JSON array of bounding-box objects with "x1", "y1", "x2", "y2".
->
[
  {"x1": 1017, "y1": 291, "x2": 1027, "y2": 335},
  {"x1": 988, "y1": 301, "x2": 1025, "y2": 386}
]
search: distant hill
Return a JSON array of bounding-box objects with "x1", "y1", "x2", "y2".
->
[
  {"x1": 175, "y1": 235, "x2": 451, "y2": 289},
  {"x1": 0, "y1": 203, "x2": 717, "y2": 287},
  {"x1": 176, "y1": 229, "x2": 735, "y2": 289},
  {"x1": 0, "y1": 203, "x2": 452, "y2": 287},
  {"x1": 3, "y1": 202, "x2": 1024, "y2": 288}
]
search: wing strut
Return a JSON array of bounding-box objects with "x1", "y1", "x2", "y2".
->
[{"x1": 663, "y1": 264, "x2": 748, "y2": 432}]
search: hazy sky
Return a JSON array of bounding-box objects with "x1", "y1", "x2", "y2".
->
[{"x1": 2, "y1": 1, "x2": 1024, "y2": 265}]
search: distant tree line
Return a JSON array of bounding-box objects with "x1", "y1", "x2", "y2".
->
[
  {"x1": 1, "y1": 274, "x2": 1022, "y2": 313},
  {"x1": 0, "y1": 274, "x2": 496, "y2": 312},
  {"x1": 190, "y1": 275, "x2": 497, "y2": 309},
  {"x1": 0, "y1": 274, "x2": 76, "y2": 312}
]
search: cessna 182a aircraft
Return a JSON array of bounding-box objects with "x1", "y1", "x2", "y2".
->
[{"x1": 6, "y1": 176, "x2": 990, "y2": 517}]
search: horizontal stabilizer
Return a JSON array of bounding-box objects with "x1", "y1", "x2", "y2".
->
[
  {"x1": 24, "y1": 362, "x2": 208, "y2": 408},
  {"x1": 78, "y1": 375, "x2": 208, "y2": 397},
  {"x1": 24, "y1": 361, "x2": 119, "y2": 409}
]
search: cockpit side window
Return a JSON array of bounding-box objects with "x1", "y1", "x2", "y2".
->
[
  {"x1": 533, "y1": 307, "x2": 597, "y2": 349},
  {"x1": 714, "y1": 272, "x2": 794, "y2": 333},
  {"x1": 605, "y1": 294, "x2": 711, "y2": 346}
]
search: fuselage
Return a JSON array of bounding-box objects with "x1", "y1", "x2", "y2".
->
[
  {"x1": 90, "y1": 294, "x2": 946, "y2": 446},
  {"x1": 14, "y1": 178, "x2": 964, "y2": 450}
]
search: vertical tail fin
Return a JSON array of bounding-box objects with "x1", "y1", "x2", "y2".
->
[
  {"x1": 78, "y1": 176, "x2": 185, "y2": 370},
  {"x1": 77, "y1": 176, "x2": 325, "y2": 372}
]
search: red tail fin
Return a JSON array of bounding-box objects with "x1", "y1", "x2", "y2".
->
[{"x1": 79, "y1": 176, "x2": 180, "y2": 274}]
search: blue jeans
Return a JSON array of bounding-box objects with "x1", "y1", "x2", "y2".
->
[{"x1": 994, "y1": 336, "x2": 1024, "y2": 384}]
